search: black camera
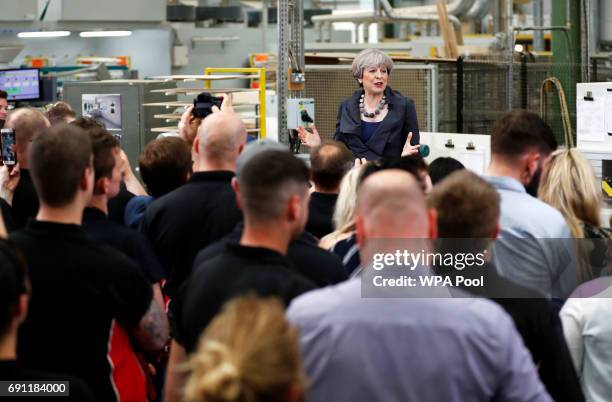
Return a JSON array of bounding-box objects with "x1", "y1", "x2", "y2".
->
[{"x1": 193, "y1": 92, "x2": 223, "y2": 119}]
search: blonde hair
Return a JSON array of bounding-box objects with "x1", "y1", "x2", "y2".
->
[
  {"x1": 539, "y1": 148, "x2": 601, "y2": 238},
  {"x1": 539, "y1": 148, "x2": 602, "y2": 283},
  {"x1": 183, "y1": 296, "x2": 306, "y2": 402},
  {"x1": 332, "y1": 164, "x2": 365, "y2": 234}
]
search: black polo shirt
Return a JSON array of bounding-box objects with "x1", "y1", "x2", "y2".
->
[
  {"x1": 107, "y1": 182, "x2": 135, "y2": 225},
  {"x1": 173, "y1": 243, "x2": 316, "y2": 353},
  {"x1": 194, "y1": 223, "x2": 347, "y2": 287},
  {"x1": 12, "y1": 169, "x2": 38, "y2": 229},
  {"x1": 11, "y1": 220, "x2": 152, "y2": 402},
  {"x1": 83, "y1": 206, "x2": 165, "y2": 283},
  {"x1": 306, "y1": 192, "x2": 338, "y2": 239},
  {"x1": 0, "y1": 360, "x2": 95, "y2": 401},
  {"x1": 0, "y1": 198, "x2": 16, "y2": 232},
  {"x1": 141, "y1": 171, "x2": 242, "y2": 298}
]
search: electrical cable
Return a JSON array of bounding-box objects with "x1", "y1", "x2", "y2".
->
[{"x1": 540, "y1": 76, "x2": 574, "y2": 148}]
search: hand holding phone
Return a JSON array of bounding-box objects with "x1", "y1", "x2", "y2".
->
[{"x1": 0, "y1": 128, "x2": 17, "y2": 166}]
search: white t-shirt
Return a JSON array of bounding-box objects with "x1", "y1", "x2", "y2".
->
[{"x1": 560, "y1": 278, "x2": 612, "y2": 402}]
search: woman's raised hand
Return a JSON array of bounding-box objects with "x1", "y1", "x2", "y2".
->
[
  {"x1": 401, "y1": 132, "x2": 420, "y2": 157},
  {"x1": 296, "y1": 124, "x2": 322, "y2": 147}
]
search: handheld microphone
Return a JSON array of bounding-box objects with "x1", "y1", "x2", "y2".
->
[{"x1": 419, "y1": 144, "x2": 430, "y2": 158}]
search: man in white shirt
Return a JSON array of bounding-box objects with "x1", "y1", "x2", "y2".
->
[{"x1": 561, "y1": 279, "x2": 612, "y2": 402}]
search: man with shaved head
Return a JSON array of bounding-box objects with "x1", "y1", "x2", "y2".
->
[
  {"x1": 141, "y1": 111, "x2": 247, "y2": 298},
  {"x1": 4, "y1": 108, "x2": 50, "y2": 228},
  {"x1": 164, "y1": 148, "x2": 316, "y2": 402},
  {"x1": 288, "y1": 169, "x2": 553, "y2": 402}
]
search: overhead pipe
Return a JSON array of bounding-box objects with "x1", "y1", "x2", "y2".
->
[
  {"x1": 392, "y1": 0, "x2": 477, "y2": 19},
  {"x1": 312, "y1": 0, "x2": 477, "y2": 24},
  {"x1": 379, "y1": 0, "x2": 463, "y2": 34},
  {"x1": 312, "y1": 0, "x2": 477, "y2": 42},
  {"x1": 313, "y1": 13, "x2": 464, "y2": 42},
  {"x1": 466, "y1": 0, "x2": 493, "y2": 21}
]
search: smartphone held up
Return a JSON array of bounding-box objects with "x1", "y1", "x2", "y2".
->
[{"x1": 0, "y1": 128, "x2": 16, "y2": 166}]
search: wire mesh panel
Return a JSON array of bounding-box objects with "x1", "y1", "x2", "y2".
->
[
  {"x1": 437, "y1": 62, "x2": 458, "y2": 133},
  {"x1": 305, "y1": 65, "x2": 436, "y2": 141},
  {"x1": 439, "y1": 57, "x2": 581, "y2": 147},
  {"x1": 464, "y1": 60, "x2": 510, "y2": 135},
  {"x1": 306, "y1": 58, "x2": 587, "y2": 147}
]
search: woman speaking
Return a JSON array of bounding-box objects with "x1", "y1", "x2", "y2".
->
[{"x1": 298, "y1": 49, "x2": 420, "y2": 160}]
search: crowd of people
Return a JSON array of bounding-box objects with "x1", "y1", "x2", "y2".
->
[{"x1": 0, "y1": 91, "x2": 611, "y2": 402}]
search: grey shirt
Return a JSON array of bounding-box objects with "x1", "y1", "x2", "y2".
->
[
  {"x1": 288, "y1": 277, "x2": 553, "y2": 402},
  {"x1": 484, "y1": 176, "x2": 576, "y2": 298}
]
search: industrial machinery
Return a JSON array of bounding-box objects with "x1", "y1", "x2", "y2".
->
[{"x1": 420, "y1": 131, "x2": 491, "y2": 175}]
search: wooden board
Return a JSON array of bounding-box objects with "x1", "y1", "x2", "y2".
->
[
  {"x1": 153, "y1": 113, "x2": 260, "y2": 120},
  {"x1": 151, "y1": 127, "x2": 261, "y2": 133},
  {"x1": 151, "y1": 74, "x2": 258, "y2": 81},
  {"x1": 305, "y1": 52, "x2": 416, "y2": 63},
  {"x1": 144, "y1": 100, "x2": 259, "y2": 108},
  {"x1": 436, "y1": 0, "x2": 458, "y2": 59},
  {"x1": 150, "y1": 87, "x2": 258, "y2": 95},
  {"x1": 143, "y1": 101, "x2": 192, "y2": 107}
]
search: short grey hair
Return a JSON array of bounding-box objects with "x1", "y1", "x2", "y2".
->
[{"x1": 351, "y1": 49, "x2": 394, "y2": 80}]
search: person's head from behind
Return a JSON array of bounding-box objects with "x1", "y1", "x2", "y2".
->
[
  {"x1": 428, "y1": 157, "x2": 465, "y2": 185},
  {"x1": 0, "y1": 90, "x2": 8, "y2": 122},
  {"x1": 360, "y1": 155, "x2": 433, "y2": 194},
  {"x1": 4, "y1": 107, "x2": 50, "y2": 169},
  {"x1": 194, "y1": 112, "x2": 247, "y2": 171},
  {"x1": 29, "y1": 124, "x2": 94, "y2": 210},
  {"x1": 428, "y1": 170, "x2": 500, "y2": 255},
  {"x1": 310, "y1": 141, "x2": 353, "y2": 193},
  {"x1": 490, "y1": 110, "x2": 557, "y2": 196},
  {"x1": 72, "y1": 119, "x2": 121, "y2": 200},
  {"x1": 139, "y1": 137, "x2": 192, "y2": 197},
  {"x1": 539, "y1": 148, "x2": 600, "y2": 238},
  {"x1": 0, "y1": 240, "x2": 29, "y2": 346},
  {"x1": 44, "y1": 101, "x2": 76, "y2": 126},
  {"x1": 356, "y1": 169, "x2": 436, "y2": 243},
  {"x1": 233, "y1": 149, "x2": 310, "y2": 241},
  {"x1": 183, "y1": 296, "x2": 306, "y2": 402}
]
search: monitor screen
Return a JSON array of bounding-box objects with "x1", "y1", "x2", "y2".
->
[{"x1": 0, "y1": 68, "x2": 40, "y2": 101}]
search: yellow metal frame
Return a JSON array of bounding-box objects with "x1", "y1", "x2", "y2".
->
[{"x1": 204, "y1": 67, "x2": 267, "y2": 139}]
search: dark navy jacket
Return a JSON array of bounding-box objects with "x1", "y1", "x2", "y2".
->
[{"x1": 334, "y1": 86, "x2": 420, "y2": 160}]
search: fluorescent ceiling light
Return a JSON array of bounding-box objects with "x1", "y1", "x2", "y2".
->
[
  {"x1": 18, "y1": 31, "x2": 71, "y2": 38},
  {"x1": 80, "y1": 31, "x2": 132, "y2": 38}
]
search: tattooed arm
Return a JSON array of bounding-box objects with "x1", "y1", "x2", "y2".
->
[{"x1": 131, "y1": 286, "x2": 169, "y2": 352}]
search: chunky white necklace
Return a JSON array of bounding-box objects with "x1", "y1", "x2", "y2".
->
[{"x1": 359, "y1": 93, "x2": 386, "y2": 118}]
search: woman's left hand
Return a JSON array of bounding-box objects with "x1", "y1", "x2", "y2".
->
[
  {"x1": 401, "y1": 132, "x2": 420, "y2": 157},
  {"x1": 297, "y1": 124, "x2": 322, "y2": 147}
]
